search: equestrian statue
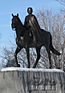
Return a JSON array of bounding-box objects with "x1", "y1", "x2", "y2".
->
[{"x1": 11, "y1": 7, "x2": 61, "y2": 68}]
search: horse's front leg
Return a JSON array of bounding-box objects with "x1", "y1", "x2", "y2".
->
[
  {"x1": 26, "y1": 48, "x2": 30, "y2": 68},
  {"x1": 33, "y1": 47, "x2": 41, "y2": 68},
  {"x1": 14, "y1": 46, "x2": 21, "y2": 67}
]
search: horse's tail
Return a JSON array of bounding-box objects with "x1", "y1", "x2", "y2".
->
[
  {"x1": 50, "y1": 45, "x2": 61, "y2": 55},
  {"x1": 50, "y1": 33, "x2": 61, "y2": 55}
]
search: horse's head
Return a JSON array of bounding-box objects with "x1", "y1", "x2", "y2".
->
[
  {"x1": 11, "y1": 13, "x2": 26, "y2": 37},
  {"x1": 11, "y1": 13, "x2": 19, "y2": 31}
]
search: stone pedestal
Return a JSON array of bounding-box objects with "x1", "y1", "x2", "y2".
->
[{"x1": 0, "y1": 67, "x2": 65, "y2": 93}]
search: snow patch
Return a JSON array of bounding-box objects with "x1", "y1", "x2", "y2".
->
[{"x1": 1, "y1": 67, "x2": 64, "y2": 72}]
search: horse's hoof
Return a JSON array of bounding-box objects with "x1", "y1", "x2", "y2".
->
[
  {"x1": 33, "y1": 65, "x2": 36, "y2": 68},
  {"x1": 49, "y1": 66, "x2": 52, "y2": 69},
  {"x1": 17, "y1": 64, "x2": 20, "y2": 67},
  {"x1": 27, "y1": 66, "x2": 30, "y2": 68},
  {"x1": 56, "y1": 67, "x2": 60, "y2": 69}
]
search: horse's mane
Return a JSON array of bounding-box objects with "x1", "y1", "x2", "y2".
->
[
  {"x1": 17, "y1": 16, "x2": 24, "y2": 27},
  {"x1": 16, "y1": 16, "x2": 26, "y2": 36}
]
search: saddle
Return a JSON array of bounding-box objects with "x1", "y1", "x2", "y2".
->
[{"x1": 28, "y1": 31, "x2": 42, "y2": 47}]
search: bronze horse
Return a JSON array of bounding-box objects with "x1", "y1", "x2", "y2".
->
[{"x1": 11, "y1": 14, "x2": 61, "y2": 68}]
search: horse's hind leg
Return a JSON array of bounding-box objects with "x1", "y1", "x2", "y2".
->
[
  {"x1": 14, "y1": 46, "x2": 21, "y2": 67},
  {"x1": 33, "y1": 47, "x2": 41, "y2": 68},
  {"x1": 46, "y1": 49, "x2": 52, "y2": 69}
]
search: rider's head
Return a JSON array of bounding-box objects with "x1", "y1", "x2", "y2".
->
[{"x1": 27, "y1": 7, "x2": 33, "y2": 14}]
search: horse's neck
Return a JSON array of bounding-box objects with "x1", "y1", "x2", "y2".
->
[
  {"x1": 16, "y1": 29, "x2": 21, "y2": 37},
  {"x1": 16, "y1": 23, "x2": 25, "y2": 37}
]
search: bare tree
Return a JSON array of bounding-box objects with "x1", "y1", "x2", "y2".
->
[
  {"x1": 56, "y1": 0, "x2": 65, "y2": 5},
  {"x1": 56, "y1": 0, "x2": 65, "y2": 13},
  {"x1": 1, "y1": 46, "x2": 37, "y2": 68}
]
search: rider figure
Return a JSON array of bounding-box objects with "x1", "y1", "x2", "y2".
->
[{"x1": 24, "y1": 7, "x2": 41, "y2": 45}]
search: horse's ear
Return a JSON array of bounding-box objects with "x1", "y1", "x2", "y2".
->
[
  {"x1": 12, "y1": 13, "x2": 14, "y2": 17},
  {"x1": 17, "y1": 13, "x2": 19, "y2": 17}
]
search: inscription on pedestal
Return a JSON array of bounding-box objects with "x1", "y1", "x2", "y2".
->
[{"x1": 28, "y1": 72, "x2": 56, "y2": 92}]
